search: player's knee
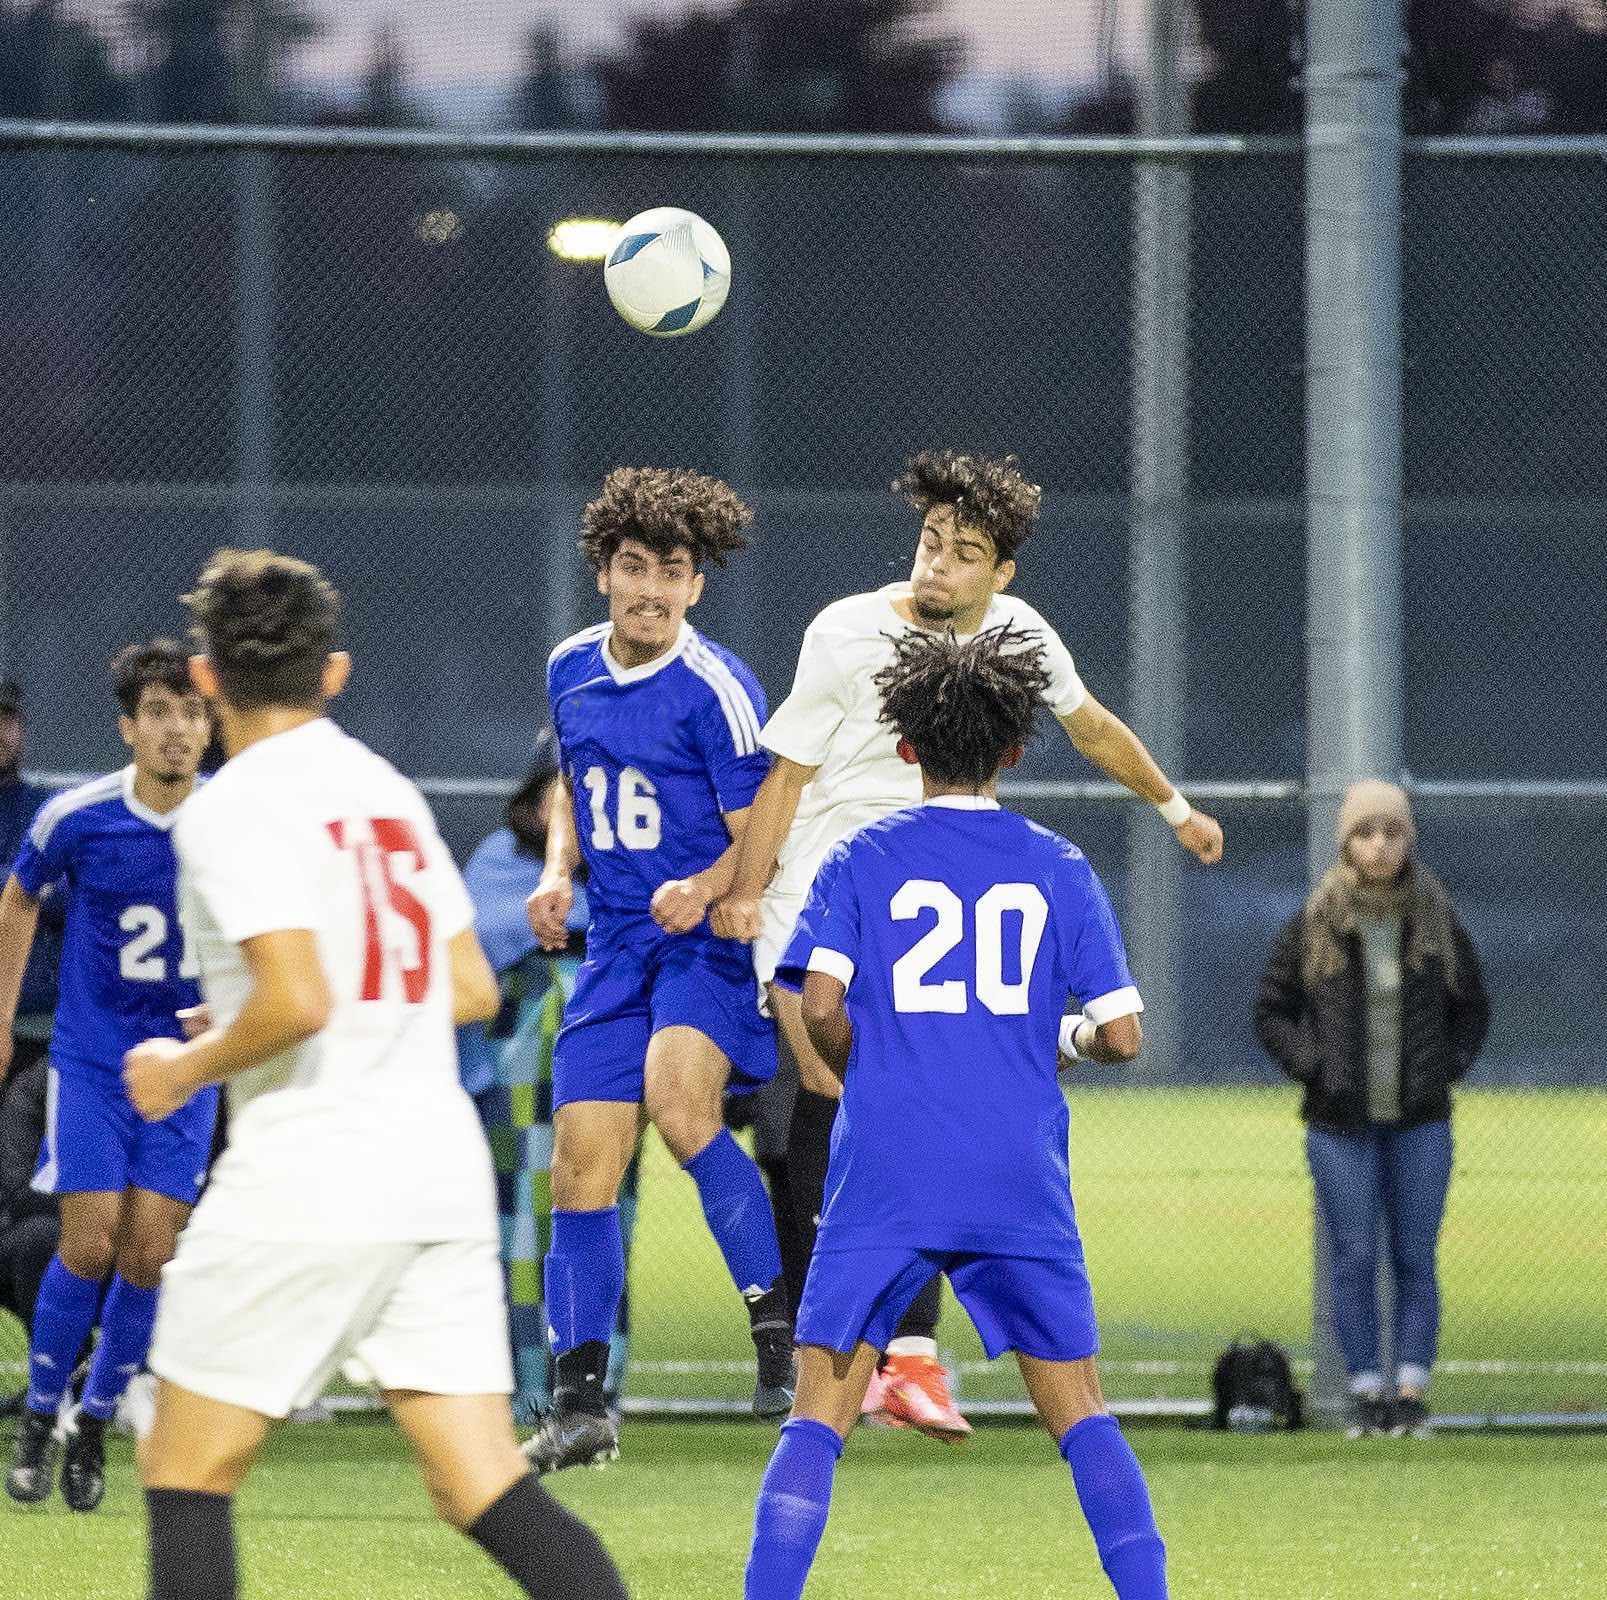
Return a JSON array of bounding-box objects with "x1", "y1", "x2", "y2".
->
[
  {"x1": 117, "y1": 1237, "x2": 174, "y2": 1290},
  {"x1": 59, "y1": 1227, "x2": 116, "y2": 1282},
  {"x1": 550, "y1": 1134, "x2": 622, "y2": 1208},
  {"x1": 646, "y1": 1096, "x2": 717, "y2": 1163}
]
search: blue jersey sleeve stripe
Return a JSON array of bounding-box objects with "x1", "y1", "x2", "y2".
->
[
  {"x1": 26, "y1": 773, "x2": 121, "y2": 852},
  {"x1": 1084, "y1": 985, "x2": 1144, "y2": 1025},
  {"x1": 687, "y1": 643, "x2": 763, "y2": 756}
]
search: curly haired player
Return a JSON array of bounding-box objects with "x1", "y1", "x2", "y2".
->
[
  {"x1": 713, "y1": 448, "x2": 1222, "y2": 1436},
  {"x1": 523, "y1": 468, "x2": 794, "y2": 1476},
  {"x1": 744, "y1": 625, "x2": 1167, "y2": 1600}
]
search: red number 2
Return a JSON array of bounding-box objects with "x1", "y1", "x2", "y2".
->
[{"x1": 326, "y1": 818, "x2": 433, "y2": 1003}]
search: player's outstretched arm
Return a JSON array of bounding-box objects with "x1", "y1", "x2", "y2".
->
[
  {"x1": 0, "y1": 875, "x2": 42, "y2": 1078},
  {"x1": 527, "y1": 772, "x2": 580, "y2": 952},
  {"x1": 799, "y1": 970, "x2": 853, "y2": 1080},
  {"x1": 124, "y1": 928, "x2": 332, "y2": 1120},
  {"x1": 708, "y1": 757, "x2": 817, "y2": 941},
  {"x1": 448, "y1": 927, "x2": 499, "y2": 1027},
  {"x1": 651, "y1": 806, "x2": 753, "y2": 934},
  {"x1": 1058, "y1": 696, "x2": 1224, "y2": 864}
]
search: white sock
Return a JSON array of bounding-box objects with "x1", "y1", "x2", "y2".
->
[
  {"x1": 1396, "y1": 1363, "x2": 1430, "y2": 1395},
  {"x1": 886, "y1": 1336, "x2": 938, "y2": 1360},
  {"x1": 1348, "y1": 1371, "x2": 1386, "y2": 1398}
]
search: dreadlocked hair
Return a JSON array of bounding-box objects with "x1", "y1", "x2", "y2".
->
[
  {"x1": 894, "y1": 449, "x2": 1043, "y2": 561},
  {"x1": 578, "y1": 466, "x2": 754, "y2": 572},
  {"x1": 874, "y1": 624, "x2": 1052, "y2": 787},
  {"x1": 184, "y1": 548, "x2": 342, "y2": 711}
]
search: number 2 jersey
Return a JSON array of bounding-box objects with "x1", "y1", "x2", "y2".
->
[
  {"x1": 11, "y1": 767, "x2": 202, "y2": 1070},
  {"x1": 547, "y1": 621, "x2": 770, "y2": 919},
  {"x1": 174, "y1": 717, "x2": 496, "y2": 1245},
  {"x1": 777, "y1": 797, "x2": 1143, "y2": 1258}
]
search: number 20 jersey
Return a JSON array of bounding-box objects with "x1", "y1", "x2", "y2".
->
[
  {"x1": 777, "y1": 799, "x2": 1143, "y2": 1259},
  {"x1": 547, "y1": 622, "x2": 770, "y2": 921},
  {"x1": 11, "y1": 767, "x2": 202, "y2": 1070},
  {"x1": 175, "y1": 717, "x2": 495, "y2": 1246}
]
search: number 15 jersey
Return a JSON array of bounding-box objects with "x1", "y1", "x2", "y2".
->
[
  {"x1": 175, "y1": 718, "x2": 495, "y2": 1246},
  {"x1": 547, "y1": 622, "x2": 770, "y2": 921},
  {"x1": 777, "y1": 797, "x2": 1143, "y2": 1259}
]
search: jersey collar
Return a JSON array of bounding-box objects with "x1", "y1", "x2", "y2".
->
[
  {"x1": 600, "y1": 622, "x2": 694, "y2": 685},
  {"x1": 923, "y1": 794, "x2": 1001, "y2": 811},
  {"x1": 120, "y1": 765, "x2": 183, "y2": 831}
]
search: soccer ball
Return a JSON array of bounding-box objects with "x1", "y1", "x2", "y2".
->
[{"x1": 603, "y1": 207, "x2": 731, "y2": 338}]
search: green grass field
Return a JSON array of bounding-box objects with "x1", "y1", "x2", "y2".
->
[
  {"x1": 2, "y1": 1417, "x2": 1604, "y2": 1598},
  {"x1": 629, "y1": 1087, "x2": 1607, "y2": 1417}
]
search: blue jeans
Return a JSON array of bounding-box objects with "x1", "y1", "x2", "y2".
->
[{"x1": 1305, "y1": 1119, "x2": 1453, "y2": 1378}]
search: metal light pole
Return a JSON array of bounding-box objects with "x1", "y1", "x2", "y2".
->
[{"x1": 1304, "y1": 0, "x2": 1405, "y2": 1422}]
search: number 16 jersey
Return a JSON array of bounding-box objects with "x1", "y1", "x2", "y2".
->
[
  {"x1": 547, "y1": 622, "x2": 770, "y2": 922},
  {"x1": 174, "y1": 717, "x2": 495, "y2": 1246}
]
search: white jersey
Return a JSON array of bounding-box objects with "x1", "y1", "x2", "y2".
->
[
  {"x1": 761, "y1": 583, "x2": 1088, "y2": 899},
  {"x1": 174, "y1": 718, "x2": 496, "y2": 1246}
]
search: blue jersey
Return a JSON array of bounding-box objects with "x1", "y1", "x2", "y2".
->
[
  {"x1": 11, "y1": 769, "x2": 201, "y2": 1070},
  {"x1": 547, "y1": 622, "x2": 769, "y2": 920},
  {"x1": 778, "y1": 797, "x2": 1140, "y2": 1258}
]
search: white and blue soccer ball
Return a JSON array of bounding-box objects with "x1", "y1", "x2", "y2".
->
[{"x1": 603, "y1": 206, "x2": 731, "y2": 338}]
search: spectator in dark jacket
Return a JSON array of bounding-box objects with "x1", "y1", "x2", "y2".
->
[
  {"x1": 1254, "y1": 779, "x2": 1489, "y2": 1439},
  {"x1": 0, "y1": 1054, "x2": 58, "y2": 1412}
]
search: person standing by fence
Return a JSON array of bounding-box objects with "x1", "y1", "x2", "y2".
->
[{"x1": 1254, "y1": 780, "x2": 1490, "y2": 1437}]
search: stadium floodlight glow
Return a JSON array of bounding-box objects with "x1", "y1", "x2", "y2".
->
[{"x1": 547, "y1": 218, "x2": 623, "y2": 262}]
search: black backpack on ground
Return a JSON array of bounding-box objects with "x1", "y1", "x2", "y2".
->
[{"x1": 1210, "y1": 1337, "x2": 1305, "y2": 1430}]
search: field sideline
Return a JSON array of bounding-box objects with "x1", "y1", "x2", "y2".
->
[{"x1": 1, "y1": 1418, "x2": 1603, "y2": 1598}]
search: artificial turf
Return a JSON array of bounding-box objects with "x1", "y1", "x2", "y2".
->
[{"x1": 1, "y1": 1416, "x2": 1603, "y2": 1598}]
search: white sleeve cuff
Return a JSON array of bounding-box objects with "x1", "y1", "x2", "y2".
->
[
  {"x1": 1084, "y1": 985, "x2": 1144, "y2": 1025},
  {"x1": 1058, "y1": 1014, "x2": 1086, "y2": 1060},
  {"x1": 1157, "y1": 791, "x2": 1191, "y2": 827},
  {"x1": 806, "y1": 947, "x2": 856, "y2": 987}
]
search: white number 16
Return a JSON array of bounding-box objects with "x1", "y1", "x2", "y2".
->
[{"x1": 581, "y1": 765, "x2": 662, "y2": 851}]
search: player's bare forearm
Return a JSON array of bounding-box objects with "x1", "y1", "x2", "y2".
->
[
  {"x1": 543, "y1": 773, "x2": 582, "y2": 880},
  {"x1": 448, "y1": 927, "x2": 499, "y2": 1026},
  {"x1": 125, "y1": 929, "x2": 332, "y2": 1117},
  {"x1": 528, "y1": 774, "x2": 581, "y2": 949},
  {"x1": 800, "y1": 970, "x2": 853, "y2": 1079},
  {"x1": 1057, "y1": 1011, "x2": 1143, "y2": 1069},
  {"x1": 726, "y1": 758, "x2": 815, "y2": 901},
  {"x1": 1059, "y1": 699, "x2": 1224, "y2": 865},
  {"x1": 0, "y1": 876, "x2": 41, "y2": 1048}
]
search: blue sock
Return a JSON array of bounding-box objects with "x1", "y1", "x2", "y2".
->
[
  {"x1": 744, "y1": 1417, "x2": 844, "y2": 1600},
  {"x1": 684, "y1": 1129, "x2": 784, "y2": 1300},
  {"x1": 1060, "y1": 1413, "x2": 1168, "y2": 1600},
  {"x1": 542, "y1": 1208, "x2": 625, "y2": 1353},
  {"x1": 26, "y1": 1255, "x2": 103, "y2": 1413},
  {"x1": 81, "y1": 1276, "x2": 160, "y2": 1421}
]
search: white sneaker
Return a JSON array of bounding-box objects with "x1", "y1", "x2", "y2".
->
[{"x1": 114, "y1": 1372, "x2": 159, "y2": 1440}]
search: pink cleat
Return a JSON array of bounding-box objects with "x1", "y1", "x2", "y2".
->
[
  {"x1": 859, "y1": 1363, "x2": 904, "y2": 1427},
  {"x1": 880, "y1": 1354, "x2": 971, "y2": 1443}
]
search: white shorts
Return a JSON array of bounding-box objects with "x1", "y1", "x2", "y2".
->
[
  {"x1": 754, "y1": 887, "x2": 807, "y2": 992},
  {"x1": 149, "y1": 1231, "x2": 513, "y2": 1419}
]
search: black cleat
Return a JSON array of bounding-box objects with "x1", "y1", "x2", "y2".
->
[
  {"x1": 752, "y1": 1328, "x2": 796, "y2": 1420},
  {"x1": 60, "y1": 1409, "x2": 107, "y2": 1512},
  {"x1": 5, "y1": 1407, "x2": 59, "y2": 1504},
  {"x1": 520, "y1": 1408, "x2": 620, "y2": 1476}
]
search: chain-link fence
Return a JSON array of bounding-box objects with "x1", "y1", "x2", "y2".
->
[{"x1": 0, "y1": 127, "x2": 1602, "y2": 1420}]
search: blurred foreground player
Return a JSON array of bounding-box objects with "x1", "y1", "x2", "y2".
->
[
  {"x1": 744, "y1": 626, "x2": 1167, "y2": 1600},
  {"x1": 124, "y1": 550, "x2": 627, "y2": 1600}
]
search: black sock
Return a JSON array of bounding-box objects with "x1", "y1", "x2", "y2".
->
[
  {"x1": 785, "y1": 1088, "x2": 839, "y2": 1256},
  {"x1": 468, "y1": 1472, "x2": 628, "y2": 1600},
  {"x1": 553, "y1": 1340, "x2": 611, "y2": 1417},
  {"x1": 895, "y1": 1273, "x2": 943, "y2": 1343},
  {"x1": 746, "y1": 1274, "x2": 792, "y2": 1341},
  {"x1": 145, "y1": 1488, "x2": 237, "y2": 1600}
]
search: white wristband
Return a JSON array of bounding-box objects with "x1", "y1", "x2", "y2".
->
[
  {"x1": 1058, "y1": 1014, "x2": 1097, "y2": 1061},
  {"x1": 1157, "y1": 790, "x2": 1191, "y2": 827}
]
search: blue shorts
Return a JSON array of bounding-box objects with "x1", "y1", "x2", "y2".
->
[
  {"x1": 797, "y1": 1244, "x2": 1100, "y2": 1364},
  {"x1": 552, "y1": 914, "x2": 777, "y2": 1109},
  {"x1": 33, "y1": 1057, "x2": 219, "y2": 1207}
]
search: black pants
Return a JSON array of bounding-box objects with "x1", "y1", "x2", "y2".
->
[
  {"x1": 0, "y1": 1212, "x2": 58, "y2": 1336},
  {"x1": 785, "y1": 1088, "x2": 942, "y2": 1344}
]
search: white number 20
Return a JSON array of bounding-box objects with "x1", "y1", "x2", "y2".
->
[
  {"x1": 581, "y1": 765, "x2": 662, "y2": 852},
  {"x1": 890, "y1": 880, "x2": 1048, "y2": 1016},
  {"x1": 118, "y1": 904, "x2": 199, "y2": 983}
]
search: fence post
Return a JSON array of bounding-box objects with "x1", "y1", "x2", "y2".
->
[
  {"x1": 1304, "y1": 0, "x2": 1405, "y2": 1423},
  {"x1": 1125, "y1": 0, "x2": 1191, "y2": 1083},
  {"x1": 234, "y1": 0, "x2": 276, "y2": 547}
]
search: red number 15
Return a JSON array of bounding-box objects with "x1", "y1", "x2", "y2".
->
[{"x1": 326, "y1": 818, "x2": 433, "y2": 1003}]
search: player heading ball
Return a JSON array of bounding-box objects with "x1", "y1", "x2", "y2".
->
[{"x1": 744, "y1": 625, "x2": 1169, "y2": 1600}]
